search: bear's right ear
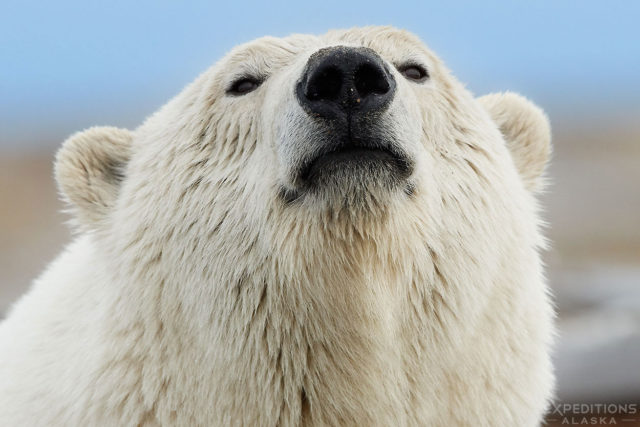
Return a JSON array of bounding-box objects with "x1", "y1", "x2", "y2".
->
[{"x1": 55, "y1": 126, "x2": 132, "y2": 229}]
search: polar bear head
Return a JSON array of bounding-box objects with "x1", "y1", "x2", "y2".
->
[
  {"x1": 54, "y1": 24, "x2": 553, "y2": 307},
  {"x1": 55, "y1": 23, "x2": 553, "y2": 310}
]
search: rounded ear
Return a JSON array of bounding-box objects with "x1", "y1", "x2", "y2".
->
[
  {"x1": 55, "y1": 126, "x2": 132, "y2": 230},
  {"x1": 478, "y1": 92, "x2": 551, "y2": 192}
]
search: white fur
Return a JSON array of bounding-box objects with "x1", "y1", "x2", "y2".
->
[{"x1": 0, "y1": 26, "x2": 554, "y2": 426}]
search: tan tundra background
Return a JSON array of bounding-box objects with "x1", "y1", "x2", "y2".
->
[{"x1": 1, "y1": 1, "x2": 639, "y2": 425}]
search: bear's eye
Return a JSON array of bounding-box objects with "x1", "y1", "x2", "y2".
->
[
  {"x1": 398, "y1": 64, "x2": 429, "y2": 83},
  {"x1": 227, "y1": 77, "x2": 262, "y2": 96}
]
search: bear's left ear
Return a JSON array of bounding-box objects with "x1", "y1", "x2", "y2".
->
[
  {"x1": 478, "y1": 92, "x2": 551, "y2": 192},
  {"x1": 55, "y1": 126, "x2": 132, "y2": 229}
]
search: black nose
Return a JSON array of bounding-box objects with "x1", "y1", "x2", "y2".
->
[{"x1": 296, "y1": 46, "x2": 396, "y2": 121}]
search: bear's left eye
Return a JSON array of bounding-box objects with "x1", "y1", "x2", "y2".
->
[
  {"x1": 227, "y1": 77, "x2": 263, "y2": 96},
  {"x1": 397, "y1": 64, "x2": 429, "y2": 83}
]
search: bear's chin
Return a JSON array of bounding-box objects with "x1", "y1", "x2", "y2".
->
[{"x1": 280, "y1": 156, "x2": 413, "y2": 210}]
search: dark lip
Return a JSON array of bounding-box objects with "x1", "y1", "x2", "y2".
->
[{"x1": 299, "y1": 143, "x2": 411, "y2": 184}]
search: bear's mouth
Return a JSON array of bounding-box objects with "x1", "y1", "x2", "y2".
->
[{"x1": 298, "y1": 141, "x2": 413, "y2": 187}]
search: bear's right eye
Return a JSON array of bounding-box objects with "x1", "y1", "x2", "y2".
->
[{"x1": 227, "y1": 77, "x2": 263, "y2": 96}]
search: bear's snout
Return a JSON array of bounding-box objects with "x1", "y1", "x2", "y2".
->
[
  {"x1": 296, "y1": 46, "x2": 396, "y2": 122},
  {"x1": 284, "y1": 46, "x2": 413, "y2": 194}
]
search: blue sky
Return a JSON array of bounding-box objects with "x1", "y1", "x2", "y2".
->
[{"x1": 1, "y1": 0, "x2": 639, "y2": 147}]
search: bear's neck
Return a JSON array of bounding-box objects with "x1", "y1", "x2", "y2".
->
[{"x1": 101, "y1": 212, "x2": 433, "y2": 425}]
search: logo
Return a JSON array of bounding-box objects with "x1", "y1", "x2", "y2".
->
[{"x1": 547, "y1": 403, "x2": 638, "y2": 425}]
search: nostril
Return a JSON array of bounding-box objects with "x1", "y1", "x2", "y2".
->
[
  {"x1": 354, "y1": 63, "x2": 390, "y2": 98},
  {"x1": 306, "y1": 66, "x2": 343, "y2": 101}
]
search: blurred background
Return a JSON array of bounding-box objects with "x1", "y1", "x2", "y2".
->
[{"x1": 1, "y1": 0, "x2": 639, "y2": 423}]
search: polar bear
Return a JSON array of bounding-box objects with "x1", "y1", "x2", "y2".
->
[{"x1": 0, "y1": 27, "x2": 554, "y2": 426}]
